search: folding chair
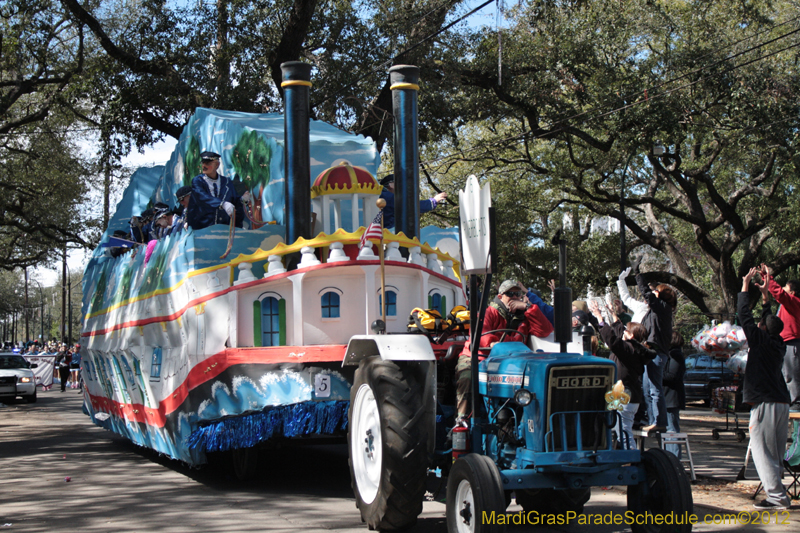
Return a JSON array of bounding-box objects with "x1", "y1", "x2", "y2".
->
[{"x1": 784, "y1": 419, "x2": 800, "y2": 500}]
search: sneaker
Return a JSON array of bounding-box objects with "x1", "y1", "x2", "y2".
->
[{"x1": 753, "y1": 500, "x2": 788, "y2": 510}]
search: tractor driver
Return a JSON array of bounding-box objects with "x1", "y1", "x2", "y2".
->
[{"x1": 455, "y1": 279, "x2": 554, "y2": 419}]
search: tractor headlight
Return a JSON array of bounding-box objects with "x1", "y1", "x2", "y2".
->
[{"x1": 514, "y1": 388, "x2": 532, "y2": 406}]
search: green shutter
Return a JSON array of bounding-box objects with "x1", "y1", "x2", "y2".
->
[
  {"x1": 279, "y1": 299, "x2": 287, "y2": 346},
  {"x1": 441, "y1": 295, "x2": 447, "y2": 316},
  {"x1": 253, "y1": 300, "x2": 262, "y2": 347},
  {"x1": 428, "y1": 294, "x2": 432, "y2": 309}
]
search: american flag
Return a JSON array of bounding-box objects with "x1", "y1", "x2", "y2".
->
[{"x1": 359, "y1": 211, "x2": 384, "y2": 248}]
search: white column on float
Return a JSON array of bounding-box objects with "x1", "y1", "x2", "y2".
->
[{"x1": 289, "y1": 272, "x2": 306, "y2": 346}]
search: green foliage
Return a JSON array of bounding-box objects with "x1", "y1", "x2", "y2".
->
[
  {"x1": 0, "y1": 271, "x2": 25, "y2": 317},
  {"x1": 417, "y1": 0, "x2": 800, "y2": 318}
]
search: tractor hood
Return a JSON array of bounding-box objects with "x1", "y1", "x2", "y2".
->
[{"x1": 478, "y1": 342, "x2": 615, "y2": 398}]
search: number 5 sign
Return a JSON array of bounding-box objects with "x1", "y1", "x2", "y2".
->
[
  {"x1": 315, "y1": 373, "x2": 331, "y2": 398},
  {"x1": 459, "y1": 175, "x2": 492, "y2": 275}
]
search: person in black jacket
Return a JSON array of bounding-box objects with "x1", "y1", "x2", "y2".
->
[
  {"x1": 54, "y1": 344, "x2": 72, "y2": 393},
  {"x1": 588, "y1": 300, "x2": 649, "y2": 450},
  {"x1": 664, "y1": 331, "x2": 687, "y2": 459},
  {"x1": 740, "y1": 267, "x2": 791, "y2": 510},
  {"x1": 633, "y1": 258, "x2": 677, "y2": 432}
]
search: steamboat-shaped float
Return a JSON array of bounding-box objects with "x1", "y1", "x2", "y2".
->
[{"x1": 80, "y1": 64, "x2": 465, "y2": 467}]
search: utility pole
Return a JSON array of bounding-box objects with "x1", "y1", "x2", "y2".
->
[
  {"x1": 24, "y1": 267, "x2": 29, "y2": 344},
  {"x1": 61, "y1": 244, "x2": 67, "y2": 343},
  {"x1": 67, "y1": 277, "x2": 72, "y2": 345},
  {"x1": 33, "y1": 280, "x2": 44, "y2": 343}
]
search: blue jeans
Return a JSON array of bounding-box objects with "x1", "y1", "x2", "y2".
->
[
  {"x1": 665, "y1": 407, "x2": 681, "y2": 459},
  {"x1": 643, "y1": 352, "x2": 668, "y2": 428},
  {"x1": 617, "y1": 402, "x2": 639, "y2": 450}
]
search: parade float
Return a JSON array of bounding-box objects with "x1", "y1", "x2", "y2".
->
[{"x1": 79, "y1": 63, "x2": 464, "y2": 468}]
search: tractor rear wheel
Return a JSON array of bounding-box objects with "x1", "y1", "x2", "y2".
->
[
  {"x1": 349, "y1": 357, "x2": 434, "y2": 531},
  {"x1": 515, "y1": 487, "x2": 591, "y2": 515},
  {"x1": 446, "y1": 454, "x2": 506, "y2": 533},
  {"x1": 628, "y1": 448, "x2": 693, "y2": 533}
]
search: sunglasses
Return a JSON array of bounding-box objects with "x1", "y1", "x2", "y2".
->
[
  {"x1": 201, "y1": 158, "x2": 215, "y2": 164},
  {"x1": 505, "y1": 291, "x2": 524, "y2": 297}
]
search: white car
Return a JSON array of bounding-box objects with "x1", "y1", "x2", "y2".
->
[{"x1": 0, "y1": 353, "x2": 38, "y2": 403}]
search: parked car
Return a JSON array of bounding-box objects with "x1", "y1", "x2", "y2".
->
[
  {"x1": 683, "y1": 353, "x2": 740, "y2": 405},
  {"x1": 0, "y1": 352, "x2": 38, "y2": 403}
]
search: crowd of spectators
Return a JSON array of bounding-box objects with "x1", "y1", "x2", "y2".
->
[
  {"x1": 450, "y1": 255, "x2": 799, "y2": 510},
  {"x1": 10, "y1": 340, "x2": 82, "y2": 392}
]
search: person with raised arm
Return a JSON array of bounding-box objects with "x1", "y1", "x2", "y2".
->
[
  {"x1": 631, "y1": 257, "x2": 677, "y2": 433},
  {"x1": 739, "y1": 266, "x2": 791, "y2": 510},
  {"x1": 588, "y1": 299, "x2": 651, "y2": 449},
  {"x1": 763, "y1": 263, "x2": 800, "y2": 409}
]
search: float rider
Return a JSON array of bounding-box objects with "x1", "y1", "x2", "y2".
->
[
  {"x1": 188, "y1": 151, "x2": 244, "y2": 231},
  {"x1": 455, "y1": 279, "x2": 554, "y2": 419},
  {"x1": 378, "y1": 174, "x2": 447, "y2": 229}
]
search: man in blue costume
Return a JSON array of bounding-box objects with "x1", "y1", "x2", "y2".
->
[
  {"x1": 188, "y1": 151, "x2": 244, "y2": 230},
  {"x1": 378, "y1": 174, "x2": 447, "y2": 229}
]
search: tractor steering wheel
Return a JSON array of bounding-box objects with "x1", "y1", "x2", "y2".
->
[{"x1": 476, "y1": 329, "x2": 529, "y2": 351}]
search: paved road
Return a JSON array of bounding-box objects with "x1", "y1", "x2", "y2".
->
[{"x1": 0, "y1": 390, "x2": 788, "y2": 532}]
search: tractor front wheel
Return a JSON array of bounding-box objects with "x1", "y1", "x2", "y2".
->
[
  {"x1": 628, "y1": 448, "x2": 693, "y2": 533},
  {"x1": 349, "y1": 357, "x2": 434, "y2": 531},
  {"x1": 446, "y1": 454, "x2": 506, "y2": 533}
]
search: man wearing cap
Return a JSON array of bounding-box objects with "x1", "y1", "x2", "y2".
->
[
  {"x1": 188, "y1": 151, "x2": 244, "y2": 230},
  {"x1": 378, "y1": 174, "x2": 448, "y2": 229},
  {"x1": 146, "y1": 203, "x2": 171, "y2": 240},
  {"x1": 455, "y1": 279, "x2": 554, "y2": 418},
  {"x1": 174, "y1": 184, "x2": 190, "y2": 216},
  {"x1": 153, "y1": 208, "x2": 184, "y2": 237},
  {"x1": 130, "y1": 208, "x2": 154, "y2": 243}
]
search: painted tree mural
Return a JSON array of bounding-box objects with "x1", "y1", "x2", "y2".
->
[
  {"x1": 231, "y1": 130, "x2": 272, "y2": 228},
  {"x1": 182, "y1": 137, "x2": 202, "y2": 187}
]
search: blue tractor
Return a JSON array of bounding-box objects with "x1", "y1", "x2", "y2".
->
[{"x1": 346, "y1": 234, "x2": 693, "y2": 533}]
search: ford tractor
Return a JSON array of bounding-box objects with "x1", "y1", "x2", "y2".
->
[{"x1": 346, "y1": 232, "x2": 693, "y2": 533}]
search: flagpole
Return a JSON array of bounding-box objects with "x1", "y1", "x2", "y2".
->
[{"x1": 376, "y1": 198, "x2": 387, "y2": 324}]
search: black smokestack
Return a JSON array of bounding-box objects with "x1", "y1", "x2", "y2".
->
[
  {"x1": 389, "y1": 65, "x2": 420, "y2": 240},
  {"x1": 281, "y1": 61, "x2": 313, "y2": 248}
]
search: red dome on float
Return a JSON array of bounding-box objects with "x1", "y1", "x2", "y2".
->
[{"x1": 311, "y1": 161, "x2": 380, "y2": 199}]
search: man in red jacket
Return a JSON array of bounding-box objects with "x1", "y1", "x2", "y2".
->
[
  {"x1": 765, "y1": 264, "x2": 800, "y2": 409},
  {"x1": 455, "y1": 279, "x2": 554, "y2": 418}
]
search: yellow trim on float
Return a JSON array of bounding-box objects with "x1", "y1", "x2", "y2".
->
[
  {"x1": 280, "y1": 80, "x2": 312, "y2": 87},
  {"x1": 85, "y1": 229, "x2": 461, "y2": 318},
  {"x1": 390, "y1": 83, "x2": 420, "y2": 91}
]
